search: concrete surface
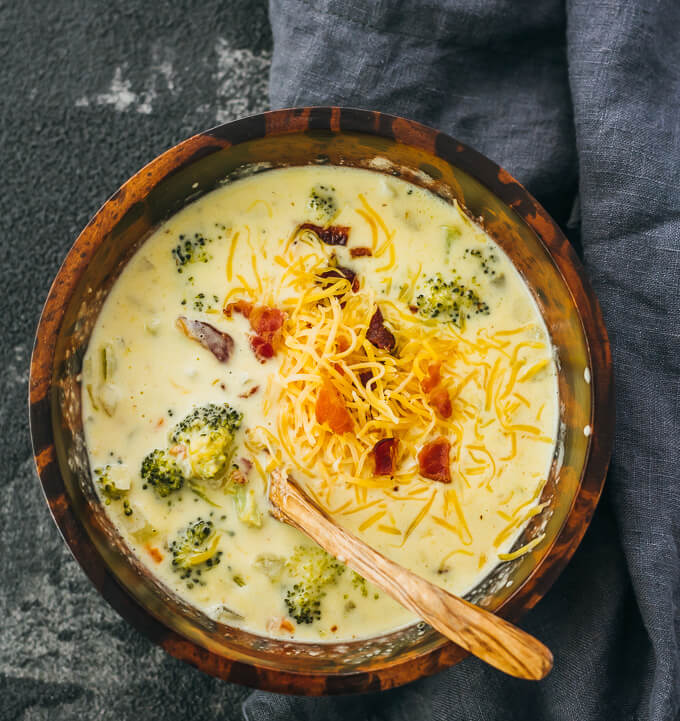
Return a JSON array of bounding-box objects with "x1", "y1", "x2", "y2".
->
[{"x1": 0, "y1": 2, "x2": 271, "y2": 718}]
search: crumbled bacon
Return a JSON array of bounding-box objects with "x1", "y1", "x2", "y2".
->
[
  {"x1": 421, "y1": 362, "x2": 442, "y2": 394},
  {"x1": 315, "y1": 380, "x2": 353, "y2": 434},
  {"x1": 420, "y1": 362, "x2": 451, "y2": 418},
  {"x1": 299, "y1": 223, "x2": 350, "y2": 246},
  {"x1": 358, "y1": 370, "x2": 373, "y2": 387},
  {"x1": 350, "y1": 246, "x2": 373, "y2": 258},
  {"x1": 226, "y1": 302, "x2": 286, "y2": 362},
  {"x1": 250, "y1": 306, "x2": 286, "y2": 336},
  {"x1": 366, "y1": 306, "x2": 396, "y2": 352},
  {"x1": 239, "y1": 457, "x2": 254, "y2": 473},
  {"x1": 250, "y1": 335, "x2": 275, "y2": 362},
  {"x1": 417, "y1": 437, "x2": 452, "y2": 483},
  {"x1": 224, "y1": 299, "x2": 254, "y2": 319},
  {"x1": 372, "y1": 438, "x2": 398, "y2": 476},
  {"x1": 428, "y1": 386, "x2": 452, "y2": 419},
  {"x1": 319, "y1": 265, "x2": 359, "y2": 293},
  {"x1": 238, "y1": 385, "x2": 260, "y2": 398},
  {"x1": 176, "y1": 316, "x2": 234, "y2": 362},
  {"x1": 230, "y1": 468, "x2": 248, "y2": 485}
]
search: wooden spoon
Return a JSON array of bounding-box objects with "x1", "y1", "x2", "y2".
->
[{"x1": 268, "y1": 470, "x2": 553, "y2": 680}]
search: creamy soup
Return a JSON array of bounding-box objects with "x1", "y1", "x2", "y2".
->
[{"x1": 82, "y1": 165, "x2": 558, "y2": 642}]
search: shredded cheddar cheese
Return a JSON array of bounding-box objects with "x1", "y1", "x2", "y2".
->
[
  {"x1": 222, "y1": 195, "x2": 556, "y2": 559},
  {"x1": 83, "y1": 165, "x2": 561, "y2": 643},
  {"x1": 228, "y1": 231, "x2": 555, "y2": 551}
]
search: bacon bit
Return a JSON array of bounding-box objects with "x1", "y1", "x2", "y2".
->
[
  {"x1": 429, "y1": 386, "x2": 452, "y2": 419},
  {"x1": 146, "y1": 545, "x2": 163, "y2": 563},
  {"x1": 230, "y1": 468, "x2": 248, "y2": 485},
  {"x1": 238, "y1": 385, "x2": 260, "y2": 398},
  {"x1": 299, "y1": 223, "x2": 350, "y2": 246},
  {"x1": 418, "y1": 438, "x2": 452, "y2": 483},
  {"x1": 319, "y1": 265, "x2": 359, "y2": 293},
  {"x1": 372, "y1": 438, "x2": 398, "y2": 476},
  {"x1": 239, "y1": 457, "x2": 254, "y2": 473},
  {"x1": 226, "y1": 304, "x2": 285, "y2": 362},
  {"x1": 366, "y1": 306, "x2": 396, "y2": 352},
  {"x1": 421, "y1": 362, "x2": 442, "y2": 394},
  {"x1": 266, "y1": 616, "x2": 295, "y2": 634},
  {"x1": 250, "y1": 336, "x2": 275, "y2": 362},
  {"x1": 250, "y1": 306, "x2": 286, "y2": 336},
  {"x1": 168, "y1": 444, "x2": 187, "y2": 458},
  {"x1": 421, "y1": 362, "x2": 451, "y2": 418},
  {"x1": 315, "y1": 380, "x2": 353, "y2": 434},
  {"x1": 350, "y1": 246, "x2": 373, "y2": 258},
  {"x1": 358, "y1": 370, "x2": 373, "y2": 387},
  {"x1": 224, "y1": 299, "x2": 253, "y2": 319},
  {"x1": 176, "y1": 316, "x2": 234, "y2": 362}
]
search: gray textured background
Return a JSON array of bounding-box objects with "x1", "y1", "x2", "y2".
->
[{"x1": 0, "y1": 2, "x2": 271, "y2": 719}]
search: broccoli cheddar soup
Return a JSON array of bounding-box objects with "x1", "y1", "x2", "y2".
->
[{"x1": 82, "y1": 165, "x2": 558, "y2": 642}]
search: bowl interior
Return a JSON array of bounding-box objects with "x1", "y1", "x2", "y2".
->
[{"x1": 32, "y1": 111, "x2": 610, "y2": 694}]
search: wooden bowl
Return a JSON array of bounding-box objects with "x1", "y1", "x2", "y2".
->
[{"x1": 29, "y1": 107, "x2": 613, "y2": 694}]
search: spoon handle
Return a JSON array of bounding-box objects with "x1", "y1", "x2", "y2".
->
[{"x1": 269, "y1": 473, "x2": 553, "y2": 681}]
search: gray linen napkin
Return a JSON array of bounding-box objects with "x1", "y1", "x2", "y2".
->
[{"x1": 244, "y1": 1, "x2": 680, "y2": 719}]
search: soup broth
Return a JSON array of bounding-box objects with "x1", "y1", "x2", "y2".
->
[{"x1": 82, "y1": 166, "x2": 558, "y2": 642}]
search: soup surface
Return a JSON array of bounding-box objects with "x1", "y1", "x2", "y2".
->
[{"x1": 82, "y1": 165, "x2": 558, "y2": 642}]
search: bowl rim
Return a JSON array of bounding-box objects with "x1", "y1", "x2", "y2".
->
[{"x1": 29, "y1": 106, "x2": 614, "y2": 695}]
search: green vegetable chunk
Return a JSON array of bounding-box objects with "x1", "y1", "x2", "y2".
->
[
  {"x1": 283, "y1": 545, "x2": 346, "y2": 625},
  {"x1": 351, "y1": 571, "x2": 369, "y2": 597},
  {"x1": 94, "y1": 464, "x2": 130, "y2": 503},
  {"x1": 307, "y1": 185, "x2": 338, "y2": 224},
  {"x1": 140, "y1": 449, "x2": 185, "y2": 497},
  {"x1": 169, "y1": 518, "x2": 222, "y2": 586},
  {"x1": 415, "y1": 273, "x2": 490, "y2": 328},
  {"x1": 170, "y1": 403, "x2": 243, "y2": 483},
  {"x1": 233, "y1": 485, "x2": 262, "y2": 528},
  {"x1": 171, "y1": 232, "x2": 212, "y2": 272}
]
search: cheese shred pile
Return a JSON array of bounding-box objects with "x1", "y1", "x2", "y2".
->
[{"x1": 226, "y1": 218, "x2": 553, "y2": 559}]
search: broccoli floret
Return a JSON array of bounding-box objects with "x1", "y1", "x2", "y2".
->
[
  {"x1": 415, "y1": 273, "x2": 490, "y2": 327},
  {"x1": 171, "y1": 232, "x2": 212, "y2": 272},
  {"x1": 169, "y1": 518, "x2": 223, "y2": 587},
  {"x1": 140, "y1": 449, "x2": 186, "y2": 497},
  {"x1": 283, "y1": 545, "x2": 346, "y2": 624},
  {"x1": 307, "y1": 185, "x2": 338, "y2": 224},
  {"x1": 94, "y1": 464, "x2": 130, "y2": 504},
  {"x1": 169, "y1": 403, "x2": 242, "y2": 482}
]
